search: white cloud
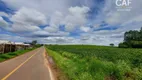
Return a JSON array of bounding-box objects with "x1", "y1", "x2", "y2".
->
[
  {"x1": 105, "y1": 12, "x2": 121, "y2": 25},
  {"x1": 45, "y1": 37, "x2": 77, "y2": 44},
  {"x1": 31, "y1": 30, "x2": 49, "y2": 37},
  {"x1": 69, "y1": 6, "x2": 90, "y2": 16},
  {"x1": 11, "y1": 7, "x2": 47, "y2": 26},
  {"x1": 80, "y1": 30, "x2": 124, "y2": 46},
  {"x1": 80, "y1": 26, "x2": 91, "y2": 32},
  {"x1": 0, "y1": 34, "x2": 31, "y2": 42},
  {"x1": 44, "y1": 26, "x2": 58, "y2": 33},
  {"x1": 122, "y1": 15, "x2": 142, "y2": 26},
  {"x1": 65, "y1": 23, "x2": 75, "y2": 31},
  {"x1": 0, "y1": 12, "x2": 9, "y2": 17},
  {"x1": 1, "y1": 0, "x2": 142, "y2": 45},
  {"x1": 23, "y1": 30, "x2": 69, "y2": 38},
  {"x1": 11, "y1": 24, "x2": 40, "y2": 32},
  {"x1": 9, "y1": 7, "x2": 47, "y2": 32},
  {"x1": 103, "y1": 0, "x2": 142, "y2": 26},
  {"x1": 64, "y1": 6, "x2": 90, "y2": 31},
  {"x1": 0, "y1": 17, "x2": 9, "y2": 28},
  {"x1": 45, "y1": 11, "x2": 63, "y2": 33},
  {"x1": 45, "y1": 6, "x2": 90, "y2": 32},
  {"x1": 84, "y1": 0, "x2": 142, "y2": 45},
  {"x1": 2, "y1": 0, "x2": 70, "y2": 16},
  {"x1": 50, "y1": 11, "x2": 64, "y2": 26}
]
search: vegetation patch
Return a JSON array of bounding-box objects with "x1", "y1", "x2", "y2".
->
[
  {"x1": 0, "y1": 48, "x2": 36, "y2": 62},
  {"x1": 119, "y1": 27, "x2": 142, "y2": 48},
  {"x1": 46, "y1": 45, "x2": 142, "y2": 80}
]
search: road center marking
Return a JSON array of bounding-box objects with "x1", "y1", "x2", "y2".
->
[{"x1": 1, "y1": 49, "x2": 40, "y2": 80}]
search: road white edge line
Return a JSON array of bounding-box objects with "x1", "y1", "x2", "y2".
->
[{"x1": 43, "y1": 48, "x2": 54, "y2": 80}]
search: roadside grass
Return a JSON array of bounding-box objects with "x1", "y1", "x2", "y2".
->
[
  {"x1": 0, "y1": 48, "x2": 36, "y2": 62},
  {"x1": 46, "y1": 45, "x2": 142, "y2": 80}
]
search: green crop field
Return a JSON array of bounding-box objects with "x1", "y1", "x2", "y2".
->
[{"x1": 46, "y1": 45, "x2": 142, "y2": 80}]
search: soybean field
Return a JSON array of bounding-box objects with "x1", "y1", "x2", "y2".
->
[{"x1": 46, "y1": 45, "x2": 142, "y2": 80}]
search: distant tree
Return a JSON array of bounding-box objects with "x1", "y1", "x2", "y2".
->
[
  {"x1": 119, "y1": 27, "x2": 142, "y2": 48},
  {"x1": 31, "y1": 40, "x2": 37, "y2": 45},
  {"x1": 124, "y1": 29, "x2": 142, "y2": 42},
  {"x1": 140, "y1": 27, "x2": 142, "y2": 32},
  {"x1": 110, "y1": 43, "x2": 114, "y2": 47},
  {"x1": 24, "y1": 42, "x2": 31, "y2": 44}
]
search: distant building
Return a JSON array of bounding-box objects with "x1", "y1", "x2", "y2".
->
[
  {"x1": 0, "y1": 40, "x2": 12, "y2": 44},
  {"x1": 0, "y1": 40, "x2": 31, "y2": 53}
]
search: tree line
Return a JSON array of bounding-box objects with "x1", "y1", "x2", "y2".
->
[
  {"x1": 119, "y1": 27, "x2": 142, "y2": 48},
  {"x1": 24, "y1": 40, "x2": 43, "y2": 47}
]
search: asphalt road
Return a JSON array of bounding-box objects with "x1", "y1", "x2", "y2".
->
[{"x1": 0, "y1": 47, "x2": 52, "y2": 80}]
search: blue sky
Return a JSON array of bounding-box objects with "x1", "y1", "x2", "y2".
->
[{"x1": 0, "y1": 0, "x2": 142, "y2": 45}]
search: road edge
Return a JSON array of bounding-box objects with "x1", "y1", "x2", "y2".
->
[{"x1": 43, "y1": 47, "x2": 55, "y2": 80}]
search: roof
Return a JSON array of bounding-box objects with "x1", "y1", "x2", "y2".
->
[
  {"x1": 14, "y1": 42, "x2": 30, "y2": 46},
  {"x1": 14, "y1": 42, "x2": 24, "y2": 45},
  {"x1": 24, "y1": 44, "x2": 30, "y2": 46}
]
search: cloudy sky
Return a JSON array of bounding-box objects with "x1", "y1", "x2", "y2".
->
[{"x1": 0, "y1": 0, "x2": 142, "y2": 45}]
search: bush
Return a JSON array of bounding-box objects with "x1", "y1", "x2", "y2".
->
[
  {"x1": 130, "y1": 41, "x2": 142, "y2": 48},
  {"x1": 118, "y1": 43, "x2": 129, "y2": 48},
  {"x1": 119, "y1": 41, "x2": 142, "y2": 48},
  {"x1": 119, "y1": 27, "x2": 142, "y2": 48}
]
